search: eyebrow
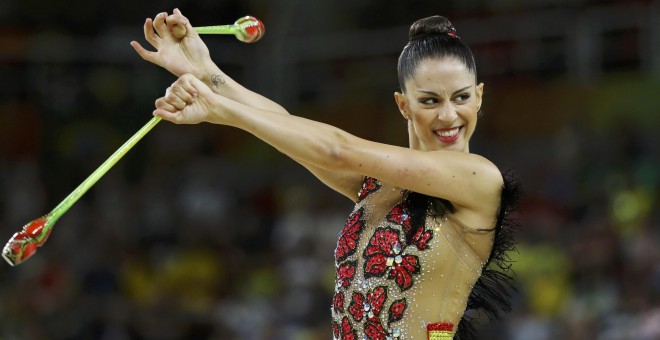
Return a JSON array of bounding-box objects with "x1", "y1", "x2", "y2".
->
[{"x1": 416, "y1": 85, "x2": 472, "y2": 96}]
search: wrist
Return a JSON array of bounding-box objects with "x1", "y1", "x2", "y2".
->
[
  {"x1": 206, "y1": 93, "x2": 234, "y2": 125},
  {"x1": 199, "y1": 63, "x2": 226, "y2": 94}
]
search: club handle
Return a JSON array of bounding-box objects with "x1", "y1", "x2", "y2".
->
[
  {"x1": 172, "y1": 24, "x2": 241, "y2": 39},
  {"x1": 48, "y1": 116, "x2": 162, "y2": 224},
  {"x1": 194, "y1": 25, "x2": 240, "y2": 34}
]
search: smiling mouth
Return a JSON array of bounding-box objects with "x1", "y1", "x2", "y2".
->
[{"x1": 434, "y1": 126, "x2": 462, "y2": 143}]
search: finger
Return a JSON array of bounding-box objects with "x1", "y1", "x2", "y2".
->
[
  {"x1": 154, "y1": 97, "x2": 184, "y2": 124},
  {"x1": 169, "y1": 9, "x2": 198, "y2": 39},
  {"x1": 144, "y1": 18, "x2": 159, "y2": 47},
  {"x1": 189, "y1": 75, "x2": 206, "y2": 86},
  {"x1": 153, "y1": 107, "x2": 184, "y2": 124},
  {"x1": 155, "y1": 97, "x2": 178, "y2": 113},
  {"x1": 171, "y1": 8, "x2": 191, "y2": 25},
  {"x1": 164, "y1": 88, "x2": 188, "y2": 111},
  {"x1": 129, "y1": 41, "x2": 157, "y2": 63},
  {"x1": 152, "y1": 12, "x2": 170, "y2": 39},
  {"x1": 180, "y1": 74, "x2": 201, "y2": 96},
  {"x1": 167, "y1": 11, "x2": 189, "y2": 39},
  {"x1": 187, "y1": 75, "x2": 211, "y2": 94},
  {"x1": 171, "y1": 81, "x2": 197, "y2": 104}
]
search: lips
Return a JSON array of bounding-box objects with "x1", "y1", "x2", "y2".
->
[{"x1": 434, "y1": 126, "x2": 461, "y2": 143}]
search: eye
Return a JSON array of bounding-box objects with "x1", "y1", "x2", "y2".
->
[
  {"x1": 454, "y1": 93, "x2": 470, "y2": 102},
  {"x1": 420, "y1": 98, "x2": 438, "y2": 105}
]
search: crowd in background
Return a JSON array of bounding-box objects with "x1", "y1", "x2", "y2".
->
[{"x1": 1, "y1": 0, "x2": 659, "y2": 339}]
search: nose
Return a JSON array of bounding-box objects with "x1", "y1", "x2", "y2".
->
[{"x1": 436, "y1": 103, "x2": 457, "y2": 122}]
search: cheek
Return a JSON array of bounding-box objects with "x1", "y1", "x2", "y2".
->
[
  {"x1": 410, "y1": 110, "x2": 436, "y2": 128},
  {"x1": 460, "y1": 105, "x2": 479, "y2": 121}
]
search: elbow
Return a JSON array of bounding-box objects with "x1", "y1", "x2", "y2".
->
[{"x1": 322, "y1": 130, "x2": 354, "y2": 171}]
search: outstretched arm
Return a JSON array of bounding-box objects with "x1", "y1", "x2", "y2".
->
[
  {"x1": 156, "y1": 75, "x2": 503, "y2": 220},
  {"x1": 133, "y1": 9, "x2": 363, "y2": 200}
]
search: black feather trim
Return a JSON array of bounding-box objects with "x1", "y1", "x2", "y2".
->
[
  {"x1": 404, "y1": 171, "x2": 521, "y2": 339},
  {"x1": 455, "y1": 170, "x2": 521, "y2": 340}
]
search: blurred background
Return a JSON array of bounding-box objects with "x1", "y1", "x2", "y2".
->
[{"x1": 1, "y1": 0, "x2": 659, "y2": 339}]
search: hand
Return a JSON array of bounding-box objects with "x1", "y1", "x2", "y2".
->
[
  {"x1": 154, "y1": 74, "x2": 218, "y2": 124},
  {"x1": 130, "y1": 9, "x2": 213, "y2": 79}
]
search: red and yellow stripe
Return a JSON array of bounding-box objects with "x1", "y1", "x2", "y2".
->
[{"x1": 427, "y1": 322, "x2": 454, "y2": 340}]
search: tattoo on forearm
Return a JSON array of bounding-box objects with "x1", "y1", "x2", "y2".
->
[{"x1": 211, "y1": 74, "x2": 225, "y2": 89}]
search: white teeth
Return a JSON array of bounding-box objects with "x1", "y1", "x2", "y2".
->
[{"x1": 436, "y1": 127, "x2": 460, "y2": 137}]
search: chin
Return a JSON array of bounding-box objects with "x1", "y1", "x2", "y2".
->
[{"x1": 426, "y1": 143, "x2": 464, "y2": 152}]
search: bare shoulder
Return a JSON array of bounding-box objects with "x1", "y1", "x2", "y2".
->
[
  {"x1": 448, "y1": 153, "x2": 504, "y2": 227},
  {"x1": 429, "y1": 151, "x2": 503, "y2": 201},
  {"x1": 466, "y1": 153, "x2": 504, "y2": 195}
]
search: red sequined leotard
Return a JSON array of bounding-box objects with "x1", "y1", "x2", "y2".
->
[{"x1": 331, "y1": 176, "x2": 518, "y2": 340}]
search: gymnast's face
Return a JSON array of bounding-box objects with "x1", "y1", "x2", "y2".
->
[{"x1": 394, "y1": 57, "x2": 483, "y2": 153}]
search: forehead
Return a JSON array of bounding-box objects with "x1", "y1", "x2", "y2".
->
[{"x1": 407, "y1": 57, "x2": 474, "y2": 92}]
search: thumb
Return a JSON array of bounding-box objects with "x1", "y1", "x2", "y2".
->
[
  {"x1": 171, "y1": 25, "x2": 186, "y2": 39},
  {"x1": 179, "y1": 74, "x2": 212, "y2": 97},
  {"x1": 188, "y1": 74, "x2": 213, "y2": 95},
  {"x1": 170, "y1": 9, "x2": 196, "y2": 39}
]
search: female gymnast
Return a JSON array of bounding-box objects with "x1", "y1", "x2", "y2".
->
[{"x1": 132, "y1": 9, "x2": 519, "y2": 340}]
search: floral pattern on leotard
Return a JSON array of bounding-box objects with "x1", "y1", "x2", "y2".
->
[
  {"x1": 335, "y1": 208, "x2": 365, "y2": 263},
  {"x1": 332, "y1": 316, "x2": 357, "y2": 340},
  {"x1": 363, "y1": 227, "x2": 420, "y2": 291},
  {"x1": 387, "y1": 203, "x2": 434, "y2": 250},
  {"x1": 357, "y1": 176, "x2": 381, "y2": 202},
  {"x1": 333, "y1": 177, "x2": 434, "y2": 340}
]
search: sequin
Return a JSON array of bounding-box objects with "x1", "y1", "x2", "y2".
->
[{"x1": 393, "y1": 242, "x2": 402, "y2": 254}]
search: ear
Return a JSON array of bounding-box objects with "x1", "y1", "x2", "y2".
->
[
  {"x1": 475, "y1": 82, "x2": 484, "y2": 111},
  {"x1": 394, "y1": 91, "x2": 410, "y2": 120}
]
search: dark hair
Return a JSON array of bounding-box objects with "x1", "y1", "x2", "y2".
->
[{"x1": 397, "y1": 16, "x2": 477, "y2": 92}]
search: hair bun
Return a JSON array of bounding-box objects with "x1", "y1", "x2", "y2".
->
[{"x1": 409, "y1": 15, "x2": 459, "y2": 41}]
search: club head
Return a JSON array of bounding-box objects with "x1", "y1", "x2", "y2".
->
[
  {"x1": 2, "y1": 232, "x2": 37, "y2": 266},
  {"x1": 234, "y1": 16, "x2": 265, "y2": 43},
  {"x1": 2, "y1": 216, "x2": 51, "y2": 266}
]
